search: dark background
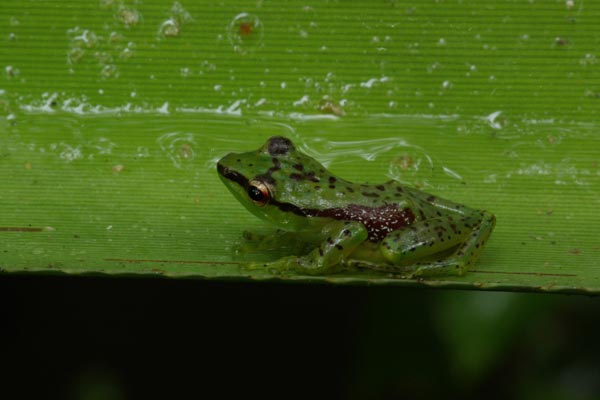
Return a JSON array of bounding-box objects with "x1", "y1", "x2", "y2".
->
[{"x1": 2, "y1": 275, "x2": 600, "y2": 399}]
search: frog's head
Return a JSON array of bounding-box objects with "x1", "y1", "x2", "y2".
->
[{"x1": 217, "y1": 136, "x2": 332, "y2": 230}]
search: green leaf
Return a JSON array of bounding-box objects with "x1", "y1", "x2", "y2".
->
[{"x1": 1, "y1": 0, "x2": 599, "y2": 293}]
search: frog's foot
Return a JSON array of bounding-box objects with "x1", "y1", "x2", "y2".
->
[
  {"x1": 242, "y1": 230, "x2": 266, "y2": 243},
  {"x1": 344, "y1": 259, "x2": 413, "y2": 278},
  {"x1": 408, "y1": 259, "x2": 467, "y2": 278},
  {"x1": 245, "y1": 256, "x2": 299, "y2": 275},
  {"x1": 407, "y1": 211, "x2": 496, "y2": 278}
]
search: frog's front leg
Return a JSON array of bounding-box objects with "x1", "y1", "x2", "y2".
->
[
  {"x1": 249, "y1": 221, "x2": 368, "y2": 275},
  {"x1": 380, "y1": 210, "x2": 495, "y2": 277}
]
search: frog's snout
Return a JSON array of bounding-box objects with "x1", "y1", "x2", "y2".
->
[
  {"x1": 217, "y1": 159, "x2": 247, "y2": 188},
  {"x1": 216, "y1": 160, "x2": 228, "y2": 177}
]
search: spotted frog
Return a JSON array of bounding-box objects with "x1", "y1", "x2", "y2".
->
[{"x1": 217, "y1": 136, "x2": 495, "y2": 277}]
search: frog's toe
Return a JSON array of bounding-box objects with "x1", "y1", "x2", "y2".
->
[
  {"x1": 242, "y1": 230, "x2": 265, "y2": 242},
  {"x1": 243, "y1": 262, "x2": 264, "y2": 271},
  {"x1": 244, "y1": 257, "x2": 298, "y2": 275},
  {"x1": 266, "y1": 257, "x2": 299, "y2": 274},
  {"x1": 410, "y1": 260, "x2": 467, "y2": 278}
]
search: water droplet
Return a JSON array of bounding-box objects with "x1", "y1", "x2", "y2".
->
[
  {"x1": 78, "y1": 29, "x2": 98, "y2": 48},
  {"x1": 580, "y1": 53, "x2": 597, "y2": 66},
  {"x1": 318, "y1": 99, "x2": 345, "y2": 116},
  {"x1": 158, "y1": 3, "x2": 193, "y2": 39},
  {"x1": 94, "y1": 51, "x2": 113, "y2": 65},
  {"x1": 5, "y1": 65, "x2": 19, "y2": 78},
  {"x1": 159, "y1": 18, "x2": 180, "y2": 37},
  {"x1": 66, "y1": 28, "x2": 102, "y2": 64},
  {"x1": 117, "y1": 6, "x2": 141, "y2": 28},
  {"x1": 119, "y1": 43, "x2": 135, "y2": 60},
  {"x1": 58, "y1": 143, "x2": 83, "y2": 162},
  {"x1": 67, "y1": 47, "x2": 85, "y2": 64},
  {"x1": 157, "y1": 132, "x2": 197, "y2": 169},
  {"x1": 170, "y1": 1, "x2": 193, "y2": 24},
  {"x1": 100, "y1": 64, "x2": 119, "y2": 79},
  {"x1": 109, "y1": 31, "x2": 123, "y2": 43},
  {"x1": 227, "y1": 13, "x2": 264, "y2": 54}
]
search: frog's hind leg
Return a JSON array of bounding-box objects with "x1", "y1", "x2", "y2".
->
[
  {"x1": 414, "y1": 211, "x2": 495, "y2": 277},
  {"x1": 380, "y1": 210, "x2": 496, "y2": 277}
]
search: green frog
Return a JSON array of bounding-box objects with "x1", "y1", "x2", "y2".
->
[{"x1": 217, "y1": 136, "x2": 495, "y2": 277}]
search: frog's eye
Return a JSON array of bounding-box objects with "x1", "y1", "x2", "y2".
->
[{"x1": 247, "y1": 179, "x2": 271, "y2": 206}]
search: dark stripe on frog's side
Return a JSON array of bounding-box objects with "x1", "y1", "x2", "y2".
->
[
  {"x1": 305, "y1": 204, "x2": 416, "y2": 242},
  {"x1": 217, "y1": 162, "x2": 415, "y2": 241}
]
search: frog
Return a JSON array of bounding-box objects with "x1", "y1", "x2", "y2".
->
[{"x1": 217, "y1": 136, "x2": 495, "y2": 277}]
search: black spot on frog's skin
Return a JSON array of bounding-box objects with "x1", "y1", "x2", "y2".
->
[
  {"x1": 426, "y1": 195, "x2": 436, "y2": 202},
  {"x1": 293, "y1": 163, "x2": 304, "y2": 171},
  {"x1": 375, "y1": 184, "x2": 385, "y2": 191},
  {"x1": 305, "y1": 171, "x2": 320, "y2": 183},
  {"x1": 329, "y1": 185, "x2": 336, "y2": 189},
  {"x1": 314, "y1": 185, "x2": 321, "y2": 190},
  {"x1": 289, "y1": 169, "x2": 321, "y2": 183},
  {"x1": 267, "y1": 136, "x2": 294, "y2": 156},
  {"x1": 328, "y1": 176, "x2": 337, "y2": 184},
  {"x1": 395, "y1": 186, "x2": 404, "y2": 193},
  {"x1": 346, "y1": 186, "x2": 355, "y2": 193}
]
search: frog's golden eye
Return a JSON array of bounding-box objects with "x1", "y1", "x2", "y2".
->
[{"x1": 247, "y1": 179, "x2": 271, "y2": 206}]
